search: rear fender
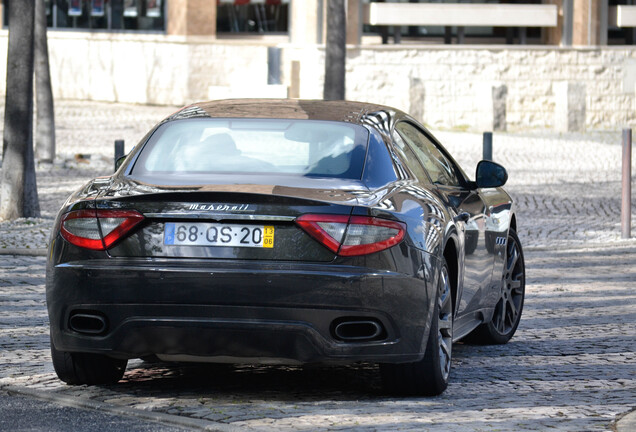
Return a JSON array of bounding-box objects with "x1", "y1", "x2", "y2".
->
[{"x1": 441, "y1": 226, "x2": 463, "y2": 318}]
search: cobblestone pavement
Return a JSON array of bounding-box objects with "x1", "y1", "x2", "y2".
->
[
  {"x1": 0, "y1": 100, "x2": 635, "y2": 250},
  {"x1": 438, "y1": 130, "x2": 636, "y2": 250},
  {"x1": 0, "y1": 245, "x2": 634, "y2": 431},
  {"x1": 0, "y1": 100, "x2": 635, "y2": 430}
]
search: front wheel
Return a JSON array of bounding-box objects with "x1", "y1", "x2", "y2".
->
[
  {"x1": 467, "y1": 228, "x2": 525, "y2": 345},
  {"x1": 51, "y1": 335, "x2": 127, "y2": 385},
  {"x1": 380, "y1": 259, "x2": 454, "y2": 396}
]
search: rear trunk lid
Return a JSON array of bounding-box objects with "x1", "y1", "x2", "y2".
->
[{"x1": 100, "y1": 177, "x2": 368, "y2": 262}]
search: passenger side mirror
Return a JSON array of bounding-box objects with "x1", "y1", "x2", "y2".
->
[
  {"x1": 115, "y1": 155, "x2": 127, "y2": 171},
  {"x1": 475, "y1": 160, "x2": 508, "y2": 188}
]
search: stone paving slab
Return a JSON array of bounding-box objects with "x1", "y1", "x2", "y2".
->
[
  {"x1": 617, "y1": 410, "x2": 636, "y2": 432},
  {"x1": 1, "y1": 245, "x2": 634, "y2": 431},
  {"x1": 0, "y1": 100, "x2": 635, "y2": 251}
]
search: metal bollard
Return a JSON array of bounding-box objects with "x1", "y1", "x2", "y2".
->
[
  {"x1": 289, "y1": 60, "x2": 301, "y2": 99},
  {"x1": 621, "y1": 129, "x2": 632, "y2": 239},
  {"x1": 114, "y1": 139, "x2": 125, "y2": 172},
  {"x1": 483, "y1": 132, "x2": 493, "y2": 161},
  {"x1": 267, "y1": 47, "x2": 282, "y2": 85}
]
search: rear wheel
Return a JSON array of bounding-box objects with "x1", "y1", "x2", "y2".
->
[
  {"x1": 466, "y1": 228, "x2": 525, "y2": 344},
  {"x1": 50, "y1": 336, "x2": 127, "y2": 385},
  {"x1": 380, "y1": 260, "x2": 453, "y2": 396}
]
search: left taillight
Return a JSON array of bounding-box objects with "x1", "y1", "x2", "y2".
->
[{"x1": 60, "y1": 209, "x2": 145, "y2": 250}]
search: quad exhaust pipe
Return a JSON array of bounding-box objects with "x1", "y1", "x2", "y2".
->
[
  {"x1": 69, "y1": 312, "x2": 108, "y2": 335},
  {"x1": 332, "y1": 319, "x2": 384, "y2": 342}
]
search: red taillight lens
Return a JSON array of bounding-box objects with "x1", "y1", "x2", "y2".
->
[
  {"x1": 340, "y1": 216, "x2": 406, "y2": 256},
  {"x1": 60, "y1": 210, "x2": 103, "y2": 250},
  {"x1": 296, "y1": 214, "x2": 406, "y2": 256},
  {"x1": 295, "y1": 214, "x2": 349, "y2": 253},
  {"x1": 60, "y1": 209, "x2": 144, "y2": 250}
]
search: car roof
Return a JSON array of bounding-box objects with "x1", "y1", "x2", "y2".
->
[{"x1": 165, "y1": 99, "x2": 403, "y2": 125}]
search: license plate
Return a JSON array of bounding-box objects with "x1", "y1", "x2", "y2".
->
[{"x1": 164, "y1": 222, "x2": 274, "y2": 248}]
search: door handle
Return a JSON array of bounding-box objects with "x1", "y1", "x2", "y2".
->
[{"x1": 453, "y1": 212, "x2": 470, "y2": 223}]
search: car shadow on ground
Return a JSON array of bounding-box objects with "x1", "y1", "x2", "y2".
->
[
  {"x1": 107, "y1": 340, "x2": 527, "y2": 401},
  {"x1": 116, "y1": 360, "x2": 385, "y2": 400}
]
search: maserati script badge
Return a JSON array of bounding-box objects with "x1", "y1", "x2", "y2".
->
[{"x1": 187, "y1": 203, "x2": 252, "y2": 212}]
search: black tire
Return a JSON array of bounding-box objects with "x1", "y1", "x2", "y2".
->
[
  {"x1": 466, "y1": 228, "x2": 525, "y2": 345},
  {"x1": 50, "y1": 335, "x2": 127, "y2": 385},
  {"x1": 380, "y1": 259, "x2": 453, "y2": 396}
]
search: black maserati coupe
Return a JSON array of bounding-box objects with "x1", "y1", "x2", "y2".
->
[{"x1": 46, "y1": 99, "x2": 525, "y2": 395}]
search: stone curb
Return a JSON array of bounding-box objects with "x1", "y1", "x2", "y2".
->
[
  {"x1": 524, "y1": 240, "x2": 636, "y2": 252},
  {"x1": 0, "y1": 248, "x2": 48, "y2": 257},
  {"x1": 2, "y1": 384, "x2": 240, "y2": 432},
  {"x1": 615, "y1": 408, "x2": 636, "y2": 432}
]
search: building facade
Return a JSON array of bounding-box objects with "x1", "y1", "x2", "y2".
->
[{"x1": 0, "y1": 0, "x2": 635, "y2": 131}]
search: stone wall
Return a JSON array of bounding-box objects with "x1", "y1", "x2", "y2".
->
[
  {"x1": 0, "y1": 30, "x2": 634, "y2": 131},
  {"x1": 289, "y1": 46, "x2": 636, "y2": 131},
  {"x1": 0, "y1": 31, "x2": 271, "y2": 106}
]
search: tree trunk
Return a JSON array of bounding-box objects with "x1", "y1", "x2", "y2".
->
[
  {"x1": 323, "y1": 0, "x2": 346, "y2": 101},
  {"x1": 1, "y1": 1, "x2": 40, "y2": 220},
  {"x1": 35, "y1": 0, "x2": 56, "y2": 163}
]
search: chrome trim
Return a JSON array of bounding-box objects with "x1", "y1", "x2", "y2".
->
[
  {"x1": 333, "y1": 320, "x2": 383, "y2": 341},
  {"x1": 144, "y1": 212, "x2": 296, "y2": 222}
]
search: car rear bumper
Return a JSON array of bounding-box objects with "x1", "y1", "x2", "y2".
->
[{"x1": 47, "y1": 257, "x2": 437, "y2": 364}]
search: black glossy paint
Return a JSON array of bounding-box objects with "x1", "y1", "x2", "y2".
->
[
  {"x1": 476, "y1": 160, "x2": 509, "y2": 189},
  {"x1": 47, "y1": 99, "x2": 518, "y2": 366}
]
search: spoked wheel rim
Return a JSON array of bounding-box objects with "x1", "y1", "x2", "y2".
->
[
  {"x1": 437, "y1": 265, "x2": 453, "y2": 381},
  {"x1": 492, "y1": 232, "x2": 525, "y2": 336}
]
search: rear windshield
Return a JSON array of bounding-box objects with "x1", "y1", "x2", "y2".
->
[{"x1": 131, "y1": 118, "x2": 369, "y2": 180}]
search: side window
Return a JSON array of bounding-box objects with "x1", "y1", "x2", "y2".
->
[
  {"x1": 396, "y1": 123, "x2": 461, "y2": 187},
  {"x1": 390, "y1": 130, "x2": 430, "y2": 183}
]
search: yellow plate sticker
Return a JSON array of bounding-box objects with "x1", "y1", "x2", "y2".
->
[{"x1": 263, "y1": 226, "x2": 275, "y2": 248}]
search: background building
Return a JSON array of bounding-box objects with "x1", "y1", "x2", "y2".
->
[{"x1": 0, "y1": 0, "x2": 635, "y2": 131}]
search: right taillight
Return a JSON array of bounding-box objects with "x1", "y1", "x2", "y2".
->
[
  {"x1": 60, "y1": 209, "x2": 144, "y2": 251},
  {"x1": 296, "y1": 214, "x2": 406, "y2": 256}
]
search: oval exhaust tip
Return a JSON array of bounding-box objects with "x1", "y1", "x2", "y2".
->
[
  {"x1": 69, "y1": 313, "x2": 107, "y2": 335},
  {"x1": 333, "y1": 320, "x2": 383, "y2": 341}
]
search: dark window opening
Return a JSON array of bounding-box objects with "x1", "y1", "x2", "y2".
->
[
  {"x1": 3, "y1": 0, "x2": 165, "y2": 32},
  {"x1": 216, "y1": 1, "x2": 289, "y2": 34}
]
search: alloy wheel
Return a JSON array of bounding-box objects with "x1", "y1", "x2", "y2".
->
[
  {"x1": 492, "y1": 233, "x2": 525, "y2": 335},
  {"x1": 437, "y1": 265, "x2": 453, "y2": 381}
]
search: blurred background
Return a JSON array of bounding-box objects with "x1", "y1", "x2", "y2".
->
[{"x1": 0, "y1": 0, "x2": 635, "y2": 132}]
